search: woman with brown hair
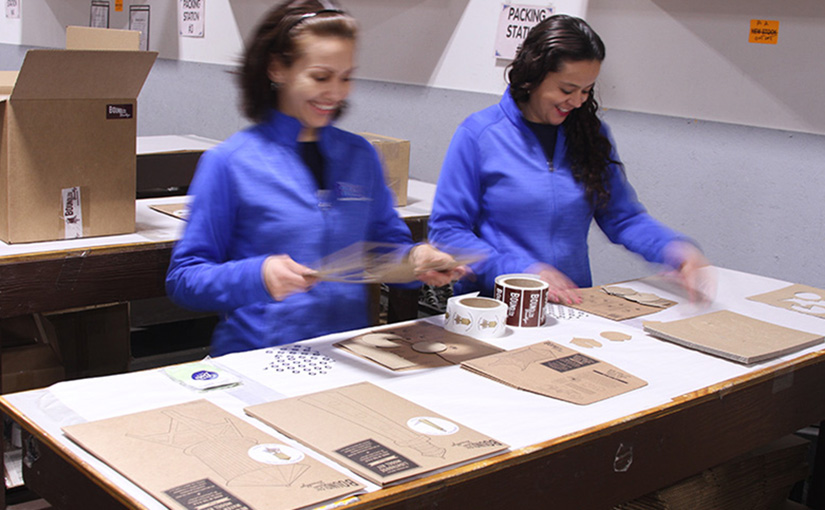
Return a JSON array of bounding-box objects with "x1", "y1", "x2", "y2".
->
[
  {"x1": 429, "y1": 14, "x2": 709, "y2": 305},
  {"x1": 167, "y1": 0, "x2": 463, "y2": 355}
]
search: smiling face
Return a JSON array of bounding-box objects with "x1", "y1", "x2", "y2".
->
[
  {"x1": 520, "y1": 59, "x2": 601, "y2": 126},
  {"x1": 268, "y1": 33, "x2": 355, "y2": 141}
]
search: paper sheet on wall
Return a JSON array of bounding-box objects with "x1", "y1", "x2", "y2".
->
[
  {"x1": 62, "y1": 399, "x2": 363, "y2": 510},
  {"x1": 461, "y1": 340, "x2": 648, "y2": 405},
  {"x1": 245, "y1": 382, "x2": 508, "y2": 486},
  {"x1": 643, "y1": 310, "x2": 824, "y2": 364}
]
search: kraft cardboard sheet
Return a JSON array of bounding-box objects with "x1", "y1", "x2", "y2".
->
[
  {"x1": 245, "y1": 382, "x2": 509, "y2": 486},
  {"x1": 335, "y1": 321, "x2": 504, "y2": 371},
  {"x1": 62, "y1": 399, "x2": 363, "y2": 510},
  {"x1": 460, "y1": 341, "x2": 648, "y2": 405},
  {"x1": 150, "y1": 203, "x2": 188, "y2": 220},
  {"x1": 643, "y1": 310, "x2": 824, "y2": 364},
  {"x1": 569, "y1": 286, "x2": 677, "y2": 321},
  {"x1": 747, "y1": 283, "x2": 825, "y2": 320}
]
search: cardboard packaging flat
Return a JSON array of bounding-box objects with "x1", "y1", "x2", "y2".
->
[
  {"x1": 336, "y1": 321, "x2": 504, "y2": 371},
  {"x1": 0, "y1": 28, "x2": 156, "y2": 243},
  {"x1": 570, "y1": 286, "x2": 676, "y2": 321},
  {"x1": 461, "y1": 341, "x2": 648, "y2": 405},
  {"x1": 643, "y1": 310, "x2": 824, "y2": 364},
  {"x1": 747, "y1": 283, "x2": 825, "y2": 320},
  {"x1": 245, "y1": 382, "x2": 509, "y2": 486},
  {"x1": 359, "y1": 132, "x2": 409, "y2": 206},
  {"x1": 63, "y1": 399, "x2": 364, "y2": 510}
]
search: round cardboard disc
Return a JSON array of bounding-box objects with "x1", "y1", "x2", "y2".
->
[{"x1": 411, "y1": 341, "x2": 448, "y2": 354}]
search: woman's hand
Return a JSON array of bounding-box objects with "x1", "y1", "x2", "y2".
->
[
  {"x1": 664, "y1": 241, "x2": 716, "y2": 303},
  {"x1": 408, "y1": 244, "x2": 468, "y2": 287},
  {"x1": 262, "y1": 255, "x2": 318, "y2": 301},
  {"x1": 529, "y1": 262, "x2": 581, "y2": 305}
]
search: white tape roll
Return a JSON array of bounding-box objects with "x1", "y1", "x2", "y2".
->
[
  {"x1": 494, "y1": 273, "x2": 549, "y2": 327},
  {"x1": 444, "y1": 295, "x2": 507, "y2": 339}
]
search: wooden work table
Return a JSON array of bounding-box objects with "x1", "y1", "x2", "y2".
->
[{"x1": 1, "y1": 267, "x2": 824, "y2": 509}]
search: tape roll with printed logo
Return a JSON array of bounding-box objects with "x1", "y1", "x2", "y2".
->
[
  {"x1": 493, "y1": 273, "x2": 549, "y2": 327},
  {"x1": 444, "y1": 295, "x2": 507, "y2": 339}
]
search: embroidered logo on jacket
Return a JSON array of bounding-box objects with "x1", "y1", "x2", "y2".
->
[{"x1": 336, "y1": 182, "x2": 372, "y2": 201}]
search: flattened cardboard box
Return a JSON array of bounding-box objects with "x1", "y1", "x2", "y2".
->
[
  {"x1": 643, "y1": 310, "x2": 824, "y2": 364},
  {"x1": 245, "y1": 382, "x2": 509, "y2": 486},
  {"x1": 359, "y1": 132, "x2": 409, "y2": 206},
  {"x1": 0, "y1": 48, "x2": 156, "y2": 243},
  {"x1": 62, "y1": 399, "x2": 363, "y2": 510},
  {"x1": 336, "y1": 321, "x2": 503, "y2": 371},
  {"x1": 461, "y1": 341, "x2": 648, "y2": 405}
]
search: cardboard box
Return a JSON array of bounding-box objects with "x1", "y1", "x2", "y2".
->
[
  {"x1": 0, "y1": 30, "x2": 156, "y2": 243},
  {"x1": 359, "y1": 132, "x2": 409, "y2": 206},
  {"x1": 136, "y1": 135, "x2": 219, "y2": 198},
  {"x1": 66, "y1": 26, "x2": 140, "y2": 51},
  {"x1": 2, "y1": 343, "x2": 65, "y2": 394}
]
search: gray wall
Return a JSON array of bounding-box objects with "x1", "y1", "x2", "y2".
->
[{"x1": 3, "y1": 43, "x2": 824, "y2": 289}]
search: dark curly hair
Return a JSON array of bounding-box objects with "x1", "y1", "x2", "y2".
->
[
  {"x1": 508, "y1": 14, "x2": 617, "y2": 208},
  {"x1": 239, "y1": 0, "x2": 357, "y2": 123}
]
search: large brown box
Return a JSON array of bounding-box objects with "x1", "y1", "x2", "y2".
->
[
  {"x1": 359, "y1": 132, "x2": 410, "y2": 206},
  {"x1": 0, "y1": 47, "x2": 156, "y2": 243}
]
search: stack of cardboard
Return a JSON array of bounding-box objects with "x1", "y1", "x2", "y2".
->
[{"x1": 614, "y1": 435, "x2": 811, "y2": 510}]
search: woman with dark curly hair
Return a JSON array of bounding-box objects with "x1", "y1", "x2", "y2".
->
[
  {"x1": 166, "y1": 0, "x2": 464, "y2": 356},
  {"x1": 429, "y1": 14, "x2": 709, "y2": 304}
]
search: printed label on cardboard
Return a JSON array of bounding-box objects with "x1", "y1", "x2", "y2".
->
[
  {"x1": 164, "y1": 478, "x2": 252, "y2": 510},
  {"x1": 62, "y1": 187, "x2": 83, "y2": 239},
  {"x1": 106, "y1": 103, "x2": 134, "y2": 119},
  {"x1": 541, "y1": 353, "x2": 598, "y2": 373},
  {"x1": 336, "y1": 438, "x2": 419, "y2": 477}
]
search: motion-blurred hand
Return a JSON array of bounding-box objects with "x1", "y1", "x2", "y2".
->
[
  {"x1": 409, "y1": 244, "x2": 468, "y2": 287},
  {"x1": 663, "y1": 241, "x2": 716, "y2": 303},
  {"x1": 529, "y1": 262, "x2": 581, "y2": 305},
  {"x1": 262, "y1": 254, "x2": 318, "y2": 301}
]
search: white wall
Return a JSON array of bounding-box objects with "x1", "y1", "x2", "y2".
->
[
  {"x1": 587, "y1": 0, "x2": 825, "y2": 134},
  {"x1": 0, "y1": 0, "x2": 588, "y2": 93}
]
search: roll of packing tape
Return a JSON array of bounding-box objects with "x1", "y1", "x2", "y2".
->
[
  {"x1": 494, "y1": 273, "x2": 549, "y2": 327},
  {"x1": 444, "y1": 295, "x2": 507, "y2": 339}
]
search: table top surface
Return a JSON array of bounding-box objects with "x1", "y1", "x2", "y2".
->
[
  {"x1": 0, "y1": 180, "x2": 436, "y2": 262},
  {"x1": 3, "y1": 266, "x2": 825, "y2": 509}
]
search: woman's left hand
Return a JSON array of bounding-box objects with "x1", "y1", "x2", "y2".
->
[{"x1": 408, "y1": 244, "x2": 468, "y2": 287}]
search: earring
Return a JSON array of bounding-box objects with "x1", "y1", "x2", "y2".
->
[{"x1": 270, "y1": 81, "x2": 281, "y2": 90}]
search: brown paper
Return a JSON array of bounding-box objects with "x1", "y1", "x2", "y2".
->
[
  {"x1": 245, "y1": 382, "x2": 508, "y2": 486},
  {"x1": 747, "y1": 283, "x2": 825, "y2": 320},
  {"x1": 62, "y1": 400, "x2": 363, "y2": 510},
  {"x1": 461, "y1": 341, "x2": 647, "y2": 405},
  {"x1": 568, "y1": 286, "x2": 675, "y2": 321},
  {"x1": 643, "y1": 310, "x2": 824, "y2": 364},
  {"x1": 335, "y1": 321, "x2": 504, "y2": 371},
  {"x1": 150, "y1": 203, "x2": 189, "y2": 220}
]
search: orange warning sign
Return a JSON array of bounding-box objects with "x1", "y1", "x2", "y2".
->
[{"x1": 749, "y1": 19, "x2": 778, "y2": 44}]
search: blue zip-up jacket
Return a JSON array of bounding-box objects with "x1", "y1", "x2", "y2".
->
[
  {"x1": 166, "y1": 111, "x2": 413, "y2": 355},
  {"x1": 429, "y1": 90, "x2": 690, "y2": 296}
]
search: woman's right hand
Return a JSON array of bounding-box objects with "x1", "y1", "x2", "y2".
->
[
  {"x1": 529, "y1": 262, "x2": 582, "y2": 305},
  {"x1": 262, "y1": 255, "x2": 318, "y2": 301}
]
